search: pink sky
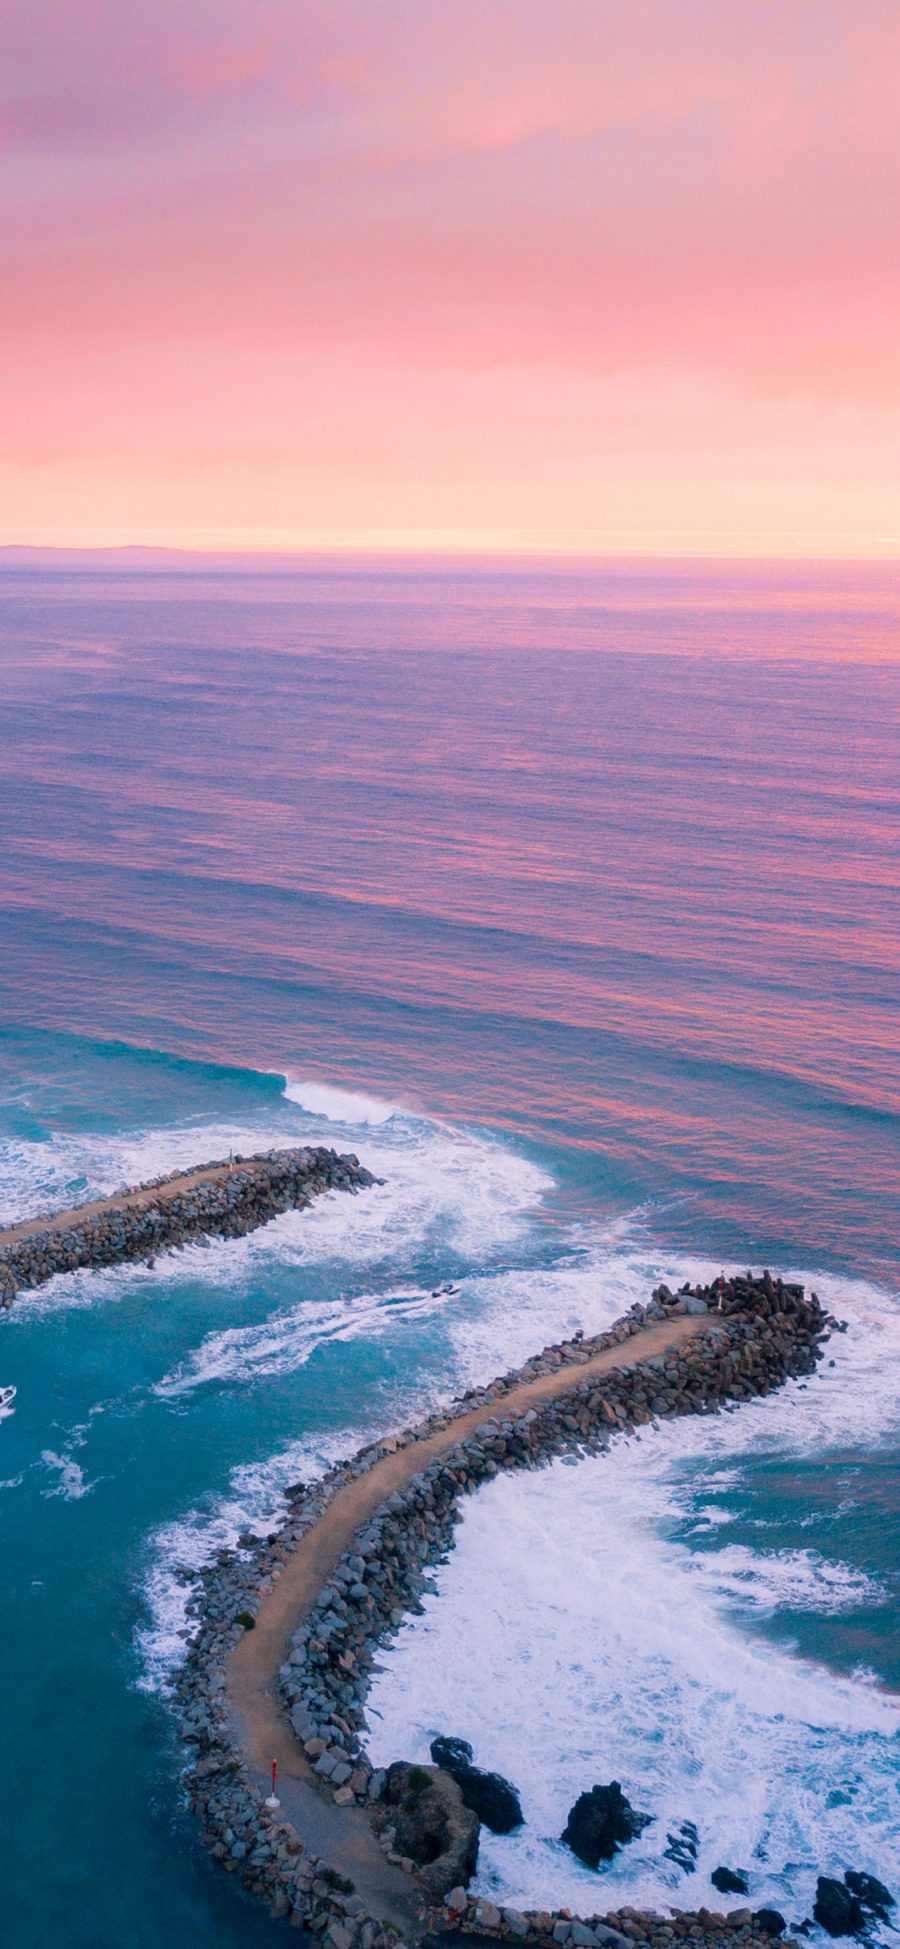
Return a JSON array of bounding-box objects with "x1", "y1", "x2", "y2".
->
[{"x1": 2, "y1": 1, "x2": 898, "y2": 553}]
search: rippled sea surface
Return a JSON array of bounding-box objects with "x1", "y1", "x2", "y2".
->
[{"x1": 0, "y1": 559, "x2": 898, "y2": 1947}]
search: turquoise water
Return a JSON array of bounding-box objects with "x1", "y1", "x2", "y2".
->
[{"x1": 0, "y1": 560, "x2": 897, "y2": 1944}]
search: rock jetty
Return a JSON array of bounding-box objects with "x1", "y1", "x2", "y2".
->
[
  {"x1": 171, "y1": 1271, "x2": 842, "y2": 1949},
  {"x1": 0, "y1": 1146, "x2": 376, "y2": 1309}
]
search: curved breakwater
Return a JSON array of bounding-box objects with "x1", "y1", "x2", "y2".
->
[
  {"x1": 171, "y1": 1271, "x2": 837, "y2": 1949},
  {"x1": 0, "y1": 1147, "x2": 376, "y2": 1309}
]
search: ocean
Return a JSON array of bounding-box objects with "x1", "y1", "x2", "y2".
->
[{"x1": 0, "y1": 558, "x2": 897, "y2": 1947}]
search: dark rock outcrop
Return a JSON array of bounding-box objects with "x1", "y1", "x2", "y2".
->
[
  {"x1": 813, "y1": 1878, "x2": 866, "y2": 1938},
  {"x1": 431, "y1": 1736, "x2": 475, "y2": 1773},
  {"x1": 560, "y1": 1782, "x2": 651, "y2": 1870},
  {"x1": 430, "y1": 1737, "x2": 523, "y2": 1834},
  {"x1": 713, "y1": 1868, "x2": 751, "y2": 1896},
  {"x1": 753, "y1": 1909, "x2": 786, "y2": 1937},
  {"x1": 383, "y1": 1762, "x2": 479, "y2": 1899},
  {"x1": 843, "y1": 1871, "x2": 894, "y2": 1921},
  {"x1": 665, "y1": 1819, "x2": 699, "y2": 1873}
]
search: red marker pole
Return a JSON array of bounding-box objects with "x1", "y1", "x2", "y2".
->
[
  {"x1": 272, "y1": 1758, "x2": 278, "y2": 1795},
  {"x1": 266, "y1": 1756, "x2": 280, "y2": 1808}
]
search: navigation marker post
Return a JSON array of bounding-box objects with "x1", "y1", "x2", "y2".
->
[{"x1": 265, "y1": 1757, "x2": 280, "y2": 1810}]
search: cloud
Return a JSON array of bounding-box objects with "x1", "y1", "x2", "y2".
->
[{"x1": 1, "y1": 1, "x2": 898, "y2": 547}]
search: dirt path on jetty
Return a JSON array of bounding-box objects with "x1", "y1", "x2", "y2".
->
[
  {"x1": 0, "y1": 1159, "x2": 241, "y2": 1248},
  {"x1": 1, "y1": 1148, "x2": 371, "y2": 1312},
  {"x1": 228, "y1": 1312, "x2": 704, "y2": 1933}
]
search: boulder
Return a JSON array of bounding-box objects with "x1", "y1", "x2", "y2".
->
[
  {"x1": 430, "y1": 1736, "x2": 523, "y2": 1834},
  {"x1": 560, "y1": 1782, "x2": 651, "y2": 1870},
  {"x1": 712, "y1": 1867, "x2": 751, "y2": 1896},
  {"x1": 813, "y1": 1877, "x2": 866, "y2": 1937},
  {"x1": 383, "y1": 1761, "x2": 479, "y2": 1899},
  {"x1": 754, "y1": 1909, "x2": 786, "y2": 1936},
  {"x1": 843, "y1": 1871, "x2": 894, "y2": 1921}
]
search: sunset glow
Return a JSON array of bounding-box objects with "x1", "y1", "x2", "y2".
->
[{"x1": 2, "y1": 1, "x2": 899, "y2": 554}]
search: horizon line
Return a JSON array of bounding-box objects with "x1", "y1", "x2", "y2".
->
[{"x1": 1, "y1": 534, "x2": 898, "y2": 569}]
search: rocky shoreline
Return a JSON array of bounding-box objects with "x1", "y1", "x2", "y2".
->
[
  {"x1": 170, "y1": 1270, "x2": 849, "y2": 1949},
  {"x1": 0, "y1": 1146, "x2": 376, "y2": 1309}
]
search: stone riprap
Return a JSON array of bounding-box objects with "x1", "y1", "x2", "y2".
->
[
  {"x1": 0, "y1": 1146, "x2": 376, "y2": 1308},
  {"x1": 172, "y1": 1272, "x2": 838, "y2": 1949}
]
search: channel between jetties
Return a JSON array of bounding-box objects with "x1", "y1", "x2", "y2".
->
[
  {"x1": 173, "y1": 1268, "x2": 835, "y2": 1949},
  {"x1": 0, "y1": 1146, "x2": 376, "y2": 1309}
]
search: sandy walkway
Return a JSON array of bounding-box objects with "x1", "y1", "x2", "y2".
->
[{"x1": 228, "y1": 1313, "x2": 705, "y2": 1931}]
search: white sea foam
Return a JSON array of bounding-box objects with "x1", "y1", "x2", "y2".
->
[
  {"x1": 688, "y1": 1505, "x2": 734, "y2": 1529},
  {"x1": 446, "y1": 1223, "x2": 661, "y2": 1390},
  {"x1": 137, "y1": 1426, "x2": 373, "y2": 1693},
  {"x1": 367, "y1": 1459, "x2": 899, "y2": 1923},
  {"x1": 688, "y1": 1545, "x2": 887, "y2": 1617},
  {"x1": 0, "y1": 1121, "x2": 246, "y2": 1228},
  {"x1": 0, "y1": 1137, "x2": 85, "y2": 1230},
  {"x1": 0, "y1": 1388, "x2": 117, "y2": 1504},
  {"x1": 281, "y1": 1121, "x2": 550, "y2": 1270},
  {"x1": 152, "y1": 1212, "x2": 649, "y2": 1401},
  {"x1": 282, "y1": 1077, "x2": 406, "y2": 1126},
  {"x1": 39, "y1": 1440, "x2": 98, "y2": 1501},
  {"x1": 154, "y1": 1285, "x2": 445, "y2": 1396}
]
